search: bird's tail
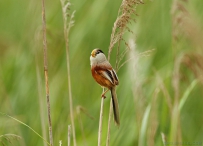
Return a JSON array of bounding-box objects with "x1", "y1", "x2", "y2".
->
[{"x1": 110, "y1": 87, "x2": 120, "y2": 126}]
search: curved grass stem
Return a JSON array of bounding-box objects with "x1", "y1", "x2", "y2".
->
[{"x1": 0, "y1": 112, "x2": 50, "y2": 146}]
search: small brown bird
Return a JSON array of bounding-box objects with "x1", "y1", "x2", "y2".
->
[{"x1": 90, "y1": 49, "x2": 120, "y2": 126}]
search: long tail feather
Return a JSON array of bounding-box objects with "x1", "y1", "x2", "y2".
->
[{"x1": 111, "y1": 87, "x2": 120, "y2": 126}]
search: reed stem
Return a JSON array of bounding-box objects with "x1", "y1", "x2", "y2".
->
[{"x1": 41, "y1": 0, "x2": 53, "y2": 145}]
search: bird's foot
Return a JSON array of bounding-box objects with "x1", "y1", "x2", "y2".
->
[{"x1": 101, "y1": 93, "x2": 106, "y2": 99}]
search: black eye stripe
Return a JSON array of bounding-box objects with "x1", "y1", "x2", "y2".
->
[{"x1": 96, "y1": 49, "x2": 104, "y2": 55}]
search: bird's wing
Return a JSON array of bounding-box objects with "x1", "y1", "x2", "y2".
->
[
  {"x1": 112, "y1": 69, "x2": 119, "y2": 85},
  {"x1": 95, "y1": 62, "x2": 118, "y2": 85}
]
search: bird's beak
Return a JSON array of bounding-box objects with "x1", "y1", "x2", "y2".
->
[
  {"x1": 91, "y1": 53, "x2": 95, "y2": 57},
  {"x1": 91, "y1": 50, "x2": 96, "y2": 57}
]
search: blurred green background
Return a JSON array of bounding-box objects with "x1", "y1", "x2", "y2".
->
[{"x1": 0, "y1": 0, "x2": 203, "y2": 145}]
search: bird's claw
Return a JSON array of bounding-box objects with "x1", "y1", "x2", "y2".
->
[{"x1": 101, "y1": 94, "x2": 106, "y2": 99}]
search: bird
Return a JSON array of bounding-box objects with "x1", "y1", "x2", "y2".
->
[{"x1": 90, "y1": 48, "x2": 120, "y2": 126}]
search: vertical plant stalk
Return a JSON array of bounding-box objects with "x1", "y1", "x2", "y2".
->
[
  {"x1": 60, "y1": 1, "x2": 76, "y2": 146},
  {"x1": 59, "y1": 140, "x2": 62, "y2": 146},
  {"x1": 68, "y1": 125, "x2": 71, "y2": 146},
  {"x1": 171, "y1": 1, "x2": 185, "y2": 142},
  {"x1": 106, "y1": 99, "x2": 113, "y2": 146},
  {"x1": 65, "y1": 26, "x2": 76, "y2": 146},
  {"x1": 106, "y1": 1, "x2": 144, "y2": 144},
  {"x1": 147, "y1": 88, "x2": 159, "y2": 146},
  {"x1": 35, "y1": 27, "x2": 48, "y2": 146},
  {"x1": 170, "y1": 55, "x2": 183, "y2": 142},
  {"x1": 161, "y1": 132, "x2": 167, "y2": 146},
  {"x1": 41, "y1": 0, "x2": 53, "y2": 145},
  {"x1": 36, "y1": 65, "x2": 48, "y2": 146},
  {"x1": 98, "y1": 88, "x2": 105, "y2": 146}
]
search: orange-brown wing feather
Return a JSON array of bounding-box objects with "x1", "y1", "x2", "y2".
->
[
  {"x1": 97, "y1": 62, "x2": 119, "y2": 86},
  {"x1": 91, "y1": 61, "x2": 119, "y2": 88}
]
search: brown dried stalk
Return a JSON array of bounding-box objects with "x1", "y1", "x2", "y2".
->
[
  {"x1": 41, "y1": 0, "x2": 53, "y2": 145},
  {"x1": 34, "y1": 27, "x2": 48, "y2": 146}
]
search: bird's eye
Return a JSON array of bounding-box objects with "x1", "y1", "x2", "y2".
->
[{"x1": 96, "y1": 50, "x2": 104, "y2": 55}]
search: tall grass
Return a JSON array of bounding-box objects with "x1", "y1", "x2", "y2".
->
[
  {"x1": 60, "y1": 0, "x2": 76, "y2": 146},
  {"x1": 93, "y1": 0, "x2": 145, "y2": 145},
  {"x1": 0, "y1": 134, "x2": 21, "y2": 145},
  {"x1": 0, "y1": 0, "x2": 203, "y2": 145}
]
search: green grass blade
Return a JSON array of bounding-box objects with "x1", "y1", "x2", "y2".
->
[
  {"x1": 138, "y1": 105, "x2": 151, "y2": 146},
  {"x1": 0, "y1": 112, "x2": 50, "y2": 146},
  {"x1": 179, "y1": 79, "x2": 198, "y2": 111}
]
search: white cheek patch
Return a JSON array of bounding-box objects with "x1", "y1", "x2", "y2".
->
[
  {"x1": 90, "y1": 53, "x2": 106, "y2": 66},
  {"x1": 90, "y1": 56, "x2": 96, "y2": 66},
  {"x1": 96, "y1": 53, "x2": 106, "y2": 63}
]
